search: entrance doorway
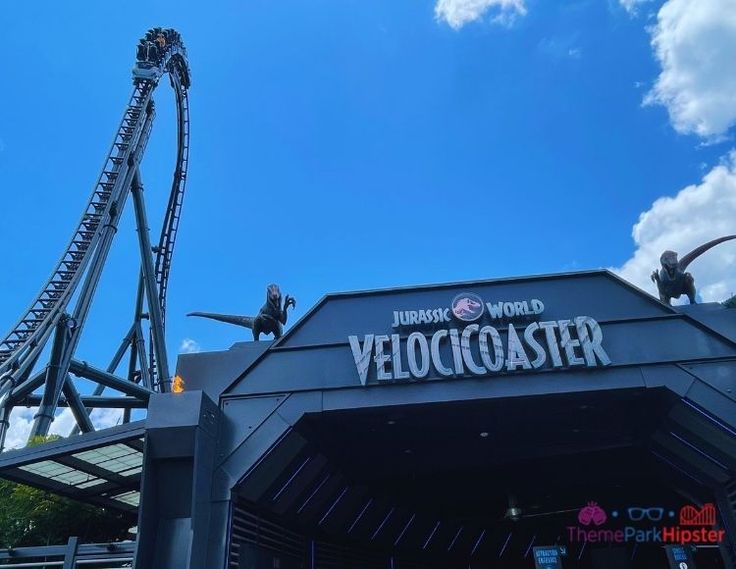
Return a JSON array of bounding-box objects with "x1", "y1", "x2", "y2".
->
[{"x1": 230, "y1": 388, "x2": 730, "y2": 568}]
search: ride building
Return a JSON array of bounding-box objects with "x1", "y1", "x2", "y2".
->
[{"x1": 81, "y1": 271, "x2": 736, "y2": 566}]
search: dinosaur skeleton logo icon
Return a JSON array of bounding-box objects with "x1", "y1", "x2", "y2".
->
[{"x1": 451, "y1": 293, "x2": 484, "y2": 322}]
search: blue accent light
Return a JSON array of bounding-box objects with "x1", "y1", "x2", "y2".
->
[
  {"x1": 348, "y1": 498, "x2": 373, "y2": 534},
  {"x1": 395, "y1": 514, "x2": 416, "y2": 547},
  {"x1": 371, "y1": 507, "x2": 395, "y2": 541},
  {"x1": 669, "y1": 430, "x2": 728, "y2": 470},
  {"x1": 651, "y1": 450, "x2": 705, "y2": 486},
  {"x1": 447, "y1": 526, "x2": 463, "y2": 552},
  {"x1": 318, "y1": 486, "x2": 348, "y2": 525},
  {"x1": 423, "y1": 521, "x2": 441, "y2": 550},
  {"x1": 470, "y1": 529, "x2": 486, "y2": 556},
  {"x1": 683, "y1": 399, "x2": 736, "y2": 437},
  {"x1": 498, "y1": 532, "x2": 512, "y2": 558},
  {"x1": 272, "y1": 457, "x2": 311, "y2": 502},
  {"x1": 297, "y1": 474, "x2": 330, "y2": 514}
]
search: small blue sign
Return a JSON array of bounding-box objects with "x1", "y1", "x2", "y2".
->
[
  {"x1": 533, "y1": 546, "x2": 563, "y2": 569},
  {"x1": 665, "y1": 545, "x2": 695, "y2": 569}
]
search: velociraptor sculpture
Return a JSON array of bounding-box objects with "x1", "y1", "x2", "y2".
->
[
  {"x1": 188, "y1": 284, "x2": 296, "y2": 340},
  {"x1": 651, "y1": 235, "x2": 736, "y2": 305}
]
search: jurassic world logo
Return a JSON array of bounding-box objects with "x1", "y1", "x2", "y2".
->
[
  {"x1": 350, "y1": 292, "x2": 611, "y2": 385},
  {"x1": 391, "y1": 293, "x2": 545, "y2": 328}
]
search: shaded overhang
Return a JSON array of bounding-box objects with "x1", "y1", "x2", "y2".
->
[{"x1": 0, "y1": 420, "x2": 145, "y2": 516}]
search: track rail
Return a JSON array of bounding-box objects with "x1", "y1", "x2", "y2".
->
[
  {"x1": 0, "y1": 85, "x2": 150, "y2": 375},
  {"x1": 155, "y1": 69, "x2": 190, "y2": 320},
  {"x1": 0, "y1": 28, "x2": 191, "y2": 447}
]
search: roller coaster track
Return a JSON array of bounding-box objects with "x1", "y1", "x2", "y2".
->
[{"x1": 0, "y1": 28, "x2": 191, "y2": 450}]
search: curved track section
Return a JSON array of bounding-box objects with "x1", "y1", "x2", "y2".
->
[{"x1": 0, "y1": 28, "x2": 191, "y2": 448}]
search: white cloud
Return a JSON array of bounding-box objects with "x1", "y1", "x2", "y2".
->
[
  {"x1": 4, "y1": 407, "x2": 35, "y2": 450},
  {"x1": 538, "y1": 36, "x2": 583, "y2": 60},
  {"x1": 89, "y1": 407, "x2": 123, "y2": 429},
  {"x1": 619, "y1": 0, "x2": 654, "y2": 16},
  {"x1": 614, "y1": 151, "x2": 736, "y2": 303},
  {"x1": 435, "y1": 0, "x2": 527, "y2": 29},
  {"x1": 645, "y1": 0, "x2": 736, "y2": 138},
  {"x1": 3, "y1": 406, "x2": 122, "y2": 450},
  {"x1": 179, "y1": 338, "x2": 201, "y2": 354}
]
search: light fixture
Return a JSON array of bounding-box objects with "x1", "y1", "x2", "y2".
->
[
  {"x1": 480, "y1": 431, "x2": 489, "y2": 438},
  {"x1": 505, "y1": 506, "x2": 522, "y2": 522}
]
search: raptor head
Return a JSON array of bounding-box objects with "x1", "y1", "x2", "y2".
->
[
  {"x1": 267, "y1": 283, "x2": 282, "y2": 305},
  {"x1": 660, "y1": 250, "x2": 679, "y2": 279}
]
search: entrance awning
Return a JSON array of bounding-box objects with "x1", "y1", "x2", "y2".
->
[{"x1": 0, "y1": 420, "x2": 145, "y2": 515}]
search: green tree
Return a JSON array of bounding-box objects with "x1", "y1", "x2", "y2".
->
[
  {"x1": 0, "y1": 436, "x2": 132, "y2": 548},
  {"x1": 723, "y1": 294, "x2": 736, "y2": 309}
]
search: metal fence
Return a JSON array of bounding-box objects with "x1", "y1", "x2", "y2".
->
[{"x1": 0, "y1": 537, "x2": 134, "y2": 568}]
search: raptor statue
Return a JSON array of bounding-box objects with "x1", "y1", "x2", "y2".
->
[
  {"x1": 650, "y1": 235, "x2": 736, "y2": 305},
  {"x1": 188, "y1": 283, "x2": 296, "y2": 341}
]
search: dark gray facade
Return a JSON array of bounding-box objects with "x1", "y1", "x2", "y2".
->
[{"x1": 68, "y1": 271, "x2": 736, "y2": 567}]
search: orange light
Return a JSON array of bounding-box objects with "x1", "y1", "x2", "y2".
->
[{"x1": 172, "y1": 375, "x2": 185, "y2": 393}]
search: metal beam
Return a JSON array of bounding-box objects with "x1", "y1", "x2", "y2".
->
[
  {"x1": 5, "y1": 368, "x2": 46, "y2": 404},
  {"x1": 69, "y1": 323, "x2": 136, "y2": 436},
  {"x1": 61, "y1": 376, "x2": 95, "y2": 433},
  {"x1": 69, "y1": 359, "x2": 152, "y2": 400},
  {"x1": 21, "y1": 394, "x2": 147, "y2": 409}
]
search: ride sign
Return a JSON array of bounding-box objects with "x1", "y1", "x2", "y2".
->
[{"x1": 348, "y1": 293, "x2": 611, "y2": 385}]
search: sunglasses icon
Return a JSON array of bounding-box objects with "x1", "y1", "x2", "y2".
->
[{"x1": 627, "y1": 507, "x2": 664, "y2": 522}]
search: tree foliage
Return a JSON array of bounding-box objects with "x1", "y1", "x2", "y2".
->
[{"x1": 0, "y1": 435, "x2": 132, "y2": 548}]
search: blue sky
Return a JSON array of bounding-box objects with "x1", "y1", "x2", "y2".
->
[{"x1": 1, "y1": 0, "x2": 735, "y2": 442}]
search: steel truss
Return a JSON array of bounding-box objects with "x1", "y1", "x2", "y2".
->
[{"x1": 0, "y1": 28, "x2": 191, "y2": 450}]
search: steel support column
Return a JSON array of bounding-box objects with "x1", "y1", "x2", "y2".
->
[
  {"x1": 0, "y1": 401, "x2": 10, "y2": 452},
  {"x1": 30, "y1": 316, "x2": 76, "y2": 438},
  {"x1": 131, "y1": 170, "x2": 170, "y2": 391}
]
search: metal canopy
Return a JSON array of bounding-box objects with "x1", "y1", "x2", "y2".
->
[{"x1": 0, "y1": 420, "x2": 145, "y2": 515}]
